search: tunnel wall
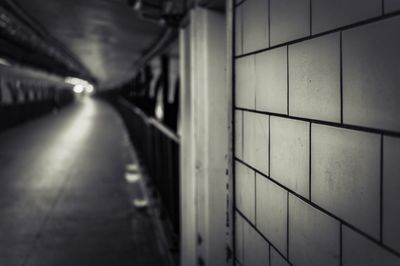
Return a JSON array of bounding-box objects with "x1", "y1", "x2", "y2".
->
[
  {"x1": 0, "y1": 82, "x2": 74, "y2": 131},
  {"x1": 233, "y1": 1, "x2": 400, "y2": 265}
]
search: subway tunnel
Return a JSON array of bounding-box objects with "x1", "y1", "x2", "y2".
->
[{"x1": 1, "y1": 0, "x2": 400, "y2": 266}]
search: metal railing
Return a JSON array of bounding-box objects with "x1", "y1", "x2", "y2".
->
[{"x1": 115, "y1": 97, "x2": 180, "y2": 239}]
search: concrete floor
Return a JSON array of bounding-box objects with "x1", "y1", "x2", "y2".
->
[{"x1": 0, "y1": 97, "x2": 169, "y2": 266}]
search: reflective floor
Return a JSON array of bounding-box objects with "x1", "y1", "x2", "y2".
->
[{"x1": 0, "y1": 97, "x2": 168, "y2": 266}]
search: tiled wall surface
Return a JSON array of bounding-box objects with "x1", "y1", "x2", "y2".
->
[{"x1": 233, "y1": 0, "x2": 400, "y2": 265}]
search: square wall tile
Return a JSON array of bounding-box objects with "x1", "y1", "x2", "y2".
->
[
  {"x1": 270, "y1": 117, "x2": 310, "y2": 198},
  {"x1": 243, "y1": 112, "x2": 269, "y2": 175},
  {"x1": 235, "y1": 56, "x2": 255, "y2": 109},
  {"x1": 312, "y1": 0, "x2": 381, "y2": 34},
  {"x1": 242, "y1": 0, "x2": 269, "y2": 53},
  {"x1": 256, "y1": 174, "x2": 287, "y2": 255},
  {"x1": 270, "y1": 0, "x2": 310, "y2": 45},
  {"x1": 383, "y1": 136, "x2": 400, "y2": 253},
  {"x1": 311, "y1": 124, "x2": 380, "y2": 238},
  {"x1": 235, "y1": 161, "x2": 255, "y2": 222},
  {"x1": 235, "y1": 110, "x2": 243, "y2": 159},
  {"x1": 235, "y1": 212, "x2": 244, "y2": 264},
  {"x1": 289, "y1": 33, "x2": 341, "y2": 122},
  {"x1": 255, "y1": 46, "x2": 288, "y2": 114},
  {"x1": 244, "y1": 221, "x2": 270, "y2": 266},
  {"x1": 271, "y1": 248, "x2": 290, "y2": 266},
  {"x1": 289, "y1": 194, "x2": 340, "y2": 266},
  {"x1": 343, "y1": 17, "x2": 400, "y2": 131},
  {"x1": 385, "y1": 0, "x2": 400, "y2": 13},
  {"x1": 343, "y1": 226, "x2": 400, "y2": 265},
  {"x1": 235, "y1": 5, "x2": 243, "y2": 55}
]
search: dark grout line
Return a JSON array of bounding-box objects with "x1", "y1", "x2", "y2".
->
[{"x1": 234, "y1": 107, "x2": 400, "y2": 137}]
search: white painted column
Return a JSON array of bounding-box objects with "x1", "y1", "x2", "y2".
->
[
  {"x1": 179, "y1": 7, "x2": 231, "y2": 266},
  {"x1": 179, "y1": 25, "x2": 197, "y2": 266}
]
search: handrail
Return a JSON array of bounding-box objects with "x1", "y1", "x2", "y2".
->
[
  {"x1": 149, "y1": 117, "x2": 180, "y2": 143},
  {"x1": 118, "y1": 97, "x2": 150, "y2": 124},
  {"x1": 118, "y1": 97, "x2": 180, "y2": 143}
]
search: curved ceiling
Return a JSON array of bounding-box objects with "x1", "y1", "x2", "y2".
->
[{"x1": 15, "y1": 0, "x2": 163, "y2": 89}]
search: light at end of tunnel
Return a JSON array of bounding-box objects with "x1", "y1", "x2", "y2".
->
[
  {"x1": 65, "y1": 77, "x2": 89, "y2": 86},
  {"x1": 73, "y1": 84, "x2": 84, "y2": 94},
  {"x1": 66, "y1": 76, "x2": 94, "y2": 94},
  {"x1": 86, "y1": 85, "x2": 94, "y2": 94}
]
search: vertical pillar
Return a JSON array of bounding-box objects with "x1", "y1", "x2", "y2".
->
[{"x1": 180, "y1": 7, "x2": 231, "y2": 266}]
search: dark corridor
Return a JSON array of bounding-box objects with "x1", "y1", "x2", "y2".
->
[{"x1": 0, "y1": 98, "x2": 170, "y2": 266}]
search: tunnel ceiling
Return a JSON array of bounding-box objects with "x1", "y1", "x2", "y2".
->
[{"x1": 14, "y1": 0, "x2": 163, "y2": 89}]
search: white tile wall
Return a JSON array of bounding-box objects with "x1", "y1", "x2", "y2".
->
[{"x1": 234, "y1": 2, "x2": 400, "y2": 265}]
